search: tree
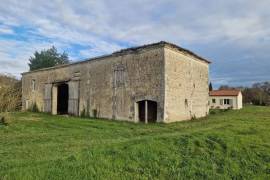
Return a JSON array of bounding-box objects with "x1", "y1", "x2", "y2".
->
[
  {"x1": 28, "y1": 46, "x2": 69, "y2": 71},
  {"x1": 219, "y1": 85, "x2": 231, "y2": 90},
  {"x1": 209, "y1": 82, "x2": 213, "y2": 91},
  {"x1": 250, "y1": 82, "x2": 270, "y2": 105},
  {"x1": 217, "y1": 82, "x2": 270, "y2": 106}
]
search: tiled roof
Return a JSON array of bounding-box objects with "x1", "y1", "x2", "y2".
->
[
  {"x1": 113, "y1": 41, "x2": 211, "y2": 64},
  {"x1": 209, "y1": 90, "x2": 240, "y2": 96},
  {"x1": 22, "y1": 41, "x2": 211, "y2": 75}
]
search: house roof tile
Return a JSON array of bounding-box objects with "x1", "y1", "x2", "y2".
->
[{"x1": 209, "y1": 90, "x2": 240, "y2": 96}]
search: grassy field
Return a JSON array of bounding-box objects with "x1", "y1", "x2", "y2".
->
[{"x1": 0, "y1": 106, "x2": 270, "y2": 179}]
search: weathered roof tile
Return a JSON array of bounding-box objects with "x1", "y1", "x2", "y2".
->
[{"x1": 209, "y1": 90, "x2": 241, "y2": 96}]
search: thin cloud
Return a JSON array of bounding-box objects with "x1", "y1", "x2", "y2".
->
[
  {"x1": 0, "y1": 25, "x2": 14, "y2": 35},
  {"x1": 0, "y1": 0, "x2": 269, "y2": 86}
]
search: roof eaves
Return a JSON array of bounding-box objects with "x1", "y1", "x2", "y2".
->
[{"x1": 21, "y1": 41, "x2": 211, "y2": 75}]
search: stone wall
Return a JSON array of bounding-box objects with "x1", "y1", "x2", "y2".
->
[
  {"x1": 164, "y1": 47, "x2": 209, "y2": 122},
  {"x1": 22, "y1": 46, "x2": 165, "y2": 122}
]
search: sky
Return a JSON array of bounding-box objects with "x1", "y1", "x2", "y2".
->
[{"x1": 0, "y1": 0, "x2": 269, "y2": 88}]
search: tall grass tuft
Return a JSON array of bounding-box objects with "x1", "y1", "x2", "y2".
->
[{"x1": 0, "y1": 116, "x2": 8, "y2": 126}]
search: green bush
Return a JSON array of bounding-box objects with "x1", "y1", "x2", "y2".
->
[
  {"x1": 0, "y1": 116, "x2": 8, "y2": 126},
  {"x1": 92, "y1": 109, "x2": 98, "y2": 118},
  {"x1": 28, "y1": 102, "x2": 39, "y2": 112},
  {"x1": 210, "y1": 108, "x2": 232, "y2": 115},
  {"x1": 80, "y1": 108, "x2": 90, "y2": 118}
]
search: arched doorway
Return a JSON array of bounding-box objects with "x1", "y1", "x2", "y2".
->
[
  {"x1": 137, "y1": 100, "x2": 157, "y2": 123},
  {"x1": 57, "y1": 83, "x2": 69, "y2": 114}
]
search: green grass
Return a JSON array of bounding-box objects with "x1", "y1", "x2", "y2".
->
[{"x1": 0, "y1": 106, "x2": 270, "y2": 179}]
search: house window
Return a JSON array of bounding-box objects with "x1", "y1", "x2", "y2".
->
[
  {"x1": 32, "y1": 79, "x2": 36, "y2": 91},
  {"x1": 224, "y1": 99, "x2": 231, "y2": 105},
  {"x1": 212, "y1": 99, "x2": 216, "y2": 103}
]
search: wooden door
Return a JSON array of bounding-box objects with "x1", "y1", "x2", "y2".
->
[
  {"x1": 68, "y1": 81, "x2": 79, "y2": 115},
  {"x1": 44, "y1": 84, "x2": 52, "y2": 113}
]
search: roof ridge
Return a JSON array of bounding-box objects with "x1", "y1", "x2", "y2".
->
[
  {"x1": 112, "y1": 41, "x2": 211, "y2": 63},
  {"x1": 210, "y1": 89, "x2": 241, "y2": 91},
  {"x1": 22, "y1": 41, "x2": 211, "y2": 75}
]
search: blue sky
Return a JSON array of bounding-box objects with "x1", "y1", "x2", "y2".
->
[{"x1": 0, "y1": 0, "x2": 269, "y2": 88}]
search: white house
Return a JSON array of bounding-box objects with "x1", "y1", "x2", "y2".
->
[{"x1": 209, "y1": 90, "x2": 243, "y2": 110}]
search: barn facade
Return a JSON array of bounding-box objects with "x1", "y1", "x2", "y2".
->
[{"x1": 21, "y1": 41, "x2": 210, "y2": 123}]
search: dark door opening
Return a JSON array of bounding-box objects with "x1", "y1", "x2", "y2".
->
[
  {"x1": 147, "y1": 101, "x2": 157, "y2": 123},
  {"x1": 137, "y1": 100, "x2": 157, "y2": 123},
  {"x1": 138, "y1": 101, "x2": 145, "y2": 122},
  {"x1": 57, "y1": 83, "x2": 69, "y2": 114}
]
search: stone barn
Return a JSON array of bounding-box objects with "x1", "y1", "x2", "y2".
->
[{"x1": 21, "y1": 41, "x2": 210, "y2": 123}]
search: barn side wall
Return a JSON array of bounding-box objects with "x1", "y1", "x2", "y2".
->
[
  {"x1": 22, "y1": 47, "x2": 165, "y2": 122},
  {"x1": 164, "y1": 47, "x2": 209, "y2": 122}
]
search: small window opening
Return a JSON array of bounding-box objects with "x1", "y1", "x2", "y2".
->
[
  {"x1": 31, "y1": 79, "x2": 36, "y2": 91},
  {"x1": 224, "y1": 99, "x2": 230, "y2": 105}
]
